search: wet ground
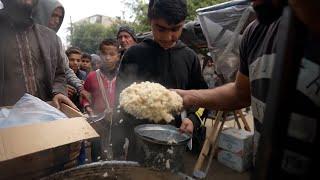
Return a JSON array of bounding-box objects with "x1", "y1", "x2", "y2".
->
[
  {"x1": 183, "y1": 152, "x2": 251, "y2": 180},
  {"x1": 182, "y1": 110, "x2": 254, "y2": 180}
]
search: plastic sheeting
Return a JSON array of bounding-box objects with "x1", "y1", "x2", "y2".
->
[
  {"x1": 0, "y1": 94, "x2": 67, "y2": 128},
  {"x1": 197, "y1": 0, "x2": 254, "y2": 83},
  {"x1": 180, "y1": 21, "x2": 207, "y2": 49},
  {"x1": 197, "y1": 0, "x2": 251, "y2": 51}
]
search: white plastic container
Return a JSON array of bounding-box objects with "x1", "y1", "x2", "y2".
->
[
  {"x1": 218, "y1": 127, "x2": 253, "y2": 156},
  {"x1": 217, "y1": 149, "x2": 252, "y2": 172}
]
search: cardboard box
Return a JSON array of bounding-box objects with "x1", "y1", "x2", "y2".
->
[
  {"x1": 218, "y1": 128, "x2": 253, "y2": 156},
  {"x1": 0, "y1": 103, "x2": 99, "y2": 179},
  {"x1": 217, "y1": 149, "x2": 252, "y2": 172}
]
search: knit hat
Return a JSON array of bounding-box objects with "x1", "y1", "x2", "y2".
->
[{"x1": 117, "y1": 25, "x2": 137, "y2": 42}]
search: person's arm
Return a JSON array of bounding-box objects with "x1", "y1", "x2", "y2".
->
[
  {"x1": 65, "y1": 66, "x2": 83, "y2": 91},
  {"x1": 52, "y1": 37, "x2": 67, "y2": 96},
  {"x1": 81, "y1": 74, "x2": 94, "y2": 115},
  {"x1": 181, "y1": 53, "x2": 208, "y2": 133},
  {"x1": 177, "y1": 21, "x2": 254, "y2": 112},
  {"x1": 81, "y1": 79, "x2": 90, "y2": 107},
  {"x1": 52, "y1": 36, "x2": 78, "y2": 110},
  {"x1": 175, "y1": 71, "x2": 251, "y2": 110}
]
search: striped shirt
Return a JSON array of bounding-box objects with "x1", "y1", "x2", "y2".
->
[{"x1": 240, "y1": 18, "x2": 320, "y2": 176}]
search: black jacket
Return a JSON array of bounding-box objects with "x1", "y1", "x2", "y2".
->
[
  {"x1": 112, "y1": 38, "x2": 207, "y2": 160},
  {"x1": 117, "y1": 38, "x2": 208, "y2": 128}
]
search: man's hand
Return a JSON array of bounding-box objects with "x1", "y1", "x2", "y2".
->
[
  {"x1": 179, "y1": 118, "x2": 194, "y2": 134},
  {"x1": 52, "y1": 93, "x2": 79, "y2": 111},
  {"x1": 174, "y1": 89, "x2": 197, "y2": 109},
  {"x1": 67, "y1": 85, "x2": 77, "y2": 98}
]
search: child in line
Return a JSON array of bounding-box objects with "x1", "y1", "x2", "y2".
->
[
  {"x1": 66, "y1": 47, "x2": 87, "y2": 81},
  {"x1": 81, "y1": 53, "x2": 93, "y2": 75},
  {"x1": 82, "y1": 39, "x2": 120, "y2": 115},
  {"x1": 66, "y1": 47, "x2": 86, "y2": 111},
  {"x1": 81, "y1": 39, "x2": 120, "y2": 161}
]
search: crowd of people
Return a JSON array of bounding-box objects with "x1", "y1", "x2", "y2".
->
[
  {"x1": 0, "y1": 0, "x2": 205, "y2": 163},
  {"x1": 0, "y1": 0, "x2": 319, "y2": 178}
]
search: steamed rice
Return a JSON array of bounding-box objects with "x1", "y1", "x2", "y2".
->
[{"x1": 119, "y1": 81, "x2": 183, "y2": 123}]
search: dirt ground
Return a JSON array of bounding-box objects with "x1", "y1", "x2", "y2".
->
[
  {"x1": 183, "y1": 152, "x2": 251, "y2": 180},
  {"x1": 181, "y1": 110, "x2": 254, "y2": 180}
]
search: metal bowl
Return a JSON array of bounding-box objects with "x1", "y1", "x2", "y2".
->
[
  {"x1": 134, "y1": 124, "x2": 191, "y2": 145},
  {"x1": 134, "y1": 124, "x2": 191, "y2": 172}
]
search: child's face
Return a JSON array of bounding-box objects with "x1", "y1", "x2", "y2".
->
[
  {"x1": 68, "y1": 53, "x2": 81, "y2": 73},
  {"x1": 100, "y1": 45, "x2": 120, "y2": 71},
  {"x1": 81, "y1": 58, "x2": 92, "y2": 71},
  {"x1": 150, "y1": 18, "x2": 184, "y2": 49}
]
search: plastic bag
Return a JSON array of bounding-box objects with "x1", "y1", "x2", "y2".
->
[
  {"x1": 215, "y1": 52, "x2": 240, "y2": 83},
  {"x1": 0, "y1": 108, "x2": 10, "y2": 120},
  {"x1": 0, "y1": 94, "x2": 67, "y2": 129}
]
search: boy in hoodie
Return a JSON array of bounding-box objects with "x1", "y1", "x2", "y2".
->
[{"x1": 115, "y1": 0, "x2": 207, "y2": 160}]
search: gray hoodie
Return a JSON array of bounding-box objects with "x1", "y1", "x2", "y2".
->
[
  {"x1": 33, "y1": 0, "x2": 83, "y2": 91},
  {"x1": 33, "y1": 0, "x2": 64, "y2": 31}
]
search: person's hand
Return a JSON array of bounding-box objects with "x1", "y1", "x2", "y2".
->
[
  {"x1": 52, "y1": 93, "x2": 79, "y2": 111},
  {"x1": 85, "y1": 106, "x2": 94, "y2": 116},
  {"x1": 80, "y1": 89, "x2": 91, "y2": 103},
  {"x1": 173, "y1": 89, "x2": 196, "y2": 109},
  {"x1": 179, "y1": 118, "x2": 194, "y2": 134},
  {"x1": 67, "y1": 85, "x2": 77, "y2": 97}
]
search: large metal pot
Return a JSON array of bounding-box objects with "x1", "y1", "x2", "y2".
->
[
  {"x1": 42, "y1": 161, "x2": 193, "y2": 180},
  {"x1": 134, "y1": 124, "x2": 191, "y2": 172}
]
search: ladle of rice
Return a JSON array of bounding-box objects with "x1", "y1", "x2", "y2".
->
[{"x1": 119, "y1": 81, "x2": 183, "y2": 123}]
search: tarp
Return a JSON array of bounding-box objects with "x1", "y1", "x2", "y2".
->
[{"x1": 197, "y1": 0, "x2": 255, "y2": 83}]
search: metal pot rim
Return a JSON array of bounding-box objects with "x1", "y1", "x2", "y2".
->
[{"x1": 134, "y1": 124, "x2": 191, "y2": 146}]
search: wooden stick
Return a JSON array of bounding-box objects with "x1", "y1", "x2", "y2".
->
[
  {"x1": 193, "y1": 111, "x2": 223, "y2": 172},
  {"x1": 236, "y1": 110, "x2": 251, "y2": 131},
  {"x1": 205, "y1": 116, "x2": 226, "y2": 174},
  {"x1": 233, "y1": 111, "x2": 242, "y2": 129}
]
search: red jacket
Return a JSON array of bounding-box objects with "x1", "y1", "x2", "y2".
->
[{"x1": 81, "y1": 71, "x2": 116, "y2": 114}]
